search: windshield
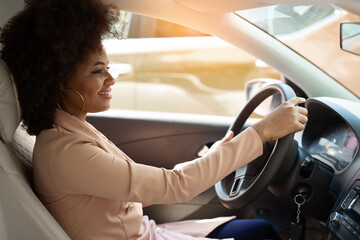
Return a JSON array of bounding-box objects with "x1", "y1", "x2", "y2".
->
[{"x1": 236, "y1": 5, "x2": 360, "y2": 98}]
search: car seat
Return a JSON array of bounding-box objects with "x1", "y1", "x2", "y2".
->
[{"x1": 0, "y1": 59, "x2": 70, "y2": 239}]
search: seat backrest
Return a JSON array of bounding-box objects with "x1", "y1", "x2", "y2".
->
[{"x1": 0, "y1": 59, "x2": 70, "y2": 240}]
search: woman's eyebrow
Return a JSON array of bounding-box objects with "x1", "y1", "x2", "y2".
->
[
  {"x1": 92, "y1": 60, "x2": 109, "y2": 66},
  {"x1": 93, "y1": 61, "x2": 105, "y2": 66}
]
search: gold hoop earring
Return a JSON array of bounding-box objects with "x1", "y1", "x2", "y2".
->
[
  {"x1": 64, "y1": 88, "x2": 85, "y2": 115},
  {"x1": 57, "y1": 103, "x2": 63, "y2": 110}
]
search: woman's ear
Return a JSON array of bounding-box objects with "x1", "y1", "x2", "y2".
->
[{"x1": 59, "y1": 83, "x2": 65, "y2": 91}]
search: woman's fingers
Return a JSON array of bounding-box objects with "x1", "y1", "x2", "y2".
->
[
  {"x1": 298, "y1": 114, "x2": 308, "y2": 124},
  {"x1": 252, "y1": 97, "x2": 309, "y2": 142},
  {"x1": 207, "y1": 131, "x2": 234, "y2": 156},
  {"x1": 219, "y1": 131, "x2": 234, "y2": 144},
  {"x1": 294, "y1": 101, "x2": 308, "y2": 125},
  {"x1": 289, "y1": 98, "x2": 308, "y2": 130},
  {"x1": 288, "y1": 97, "x2": 306, "y2": 105},
  {"x1": 297, "y1": 106, "x2": 308, "y2": 115},
  {"x1": 224, "y1": 131, "x2": 234, "y2": 141}
]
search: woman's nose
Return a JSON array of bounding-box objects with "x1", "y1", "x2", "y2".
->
[{"x1": 105, "y1": 72, "x2": 115, "y2": 86}]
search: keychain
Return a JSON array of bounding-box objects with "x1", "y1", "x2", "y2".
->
[
  {"x1": 295, "y1": 193, "x2": 306, "y2": 224},
  {"x1": 288, "y1": 193, "x2": 306, "y2": 240}
]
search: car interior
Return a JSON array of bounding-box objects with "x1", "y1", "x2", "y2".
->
[
  {"x1": 2, "y1": 0, "x2": 360, "y2": 240},
  {"x1": 0, "y1": 59, "x2": 71, "y2": 239}
]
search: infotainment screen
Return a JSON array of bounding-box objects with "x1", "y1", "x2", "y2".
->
[{"x1": 353, "y1": 198, "x2": 360, "y2": 215}]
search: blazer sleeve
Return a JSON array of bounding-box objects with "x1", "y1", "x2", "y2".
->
[{"x1": 46, "y1": 127, "x2": 263, "y2": 204}]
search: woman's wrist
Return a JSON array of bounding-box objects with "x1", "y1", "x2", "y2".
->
[{"x1": 251, "y1": 123, "x2": 267, "y2": 144}]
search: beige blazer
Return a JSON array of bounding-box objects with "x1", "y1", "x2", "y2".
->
[{"x1": 33, "y1": 109, "x2": 263, "y2": 240}]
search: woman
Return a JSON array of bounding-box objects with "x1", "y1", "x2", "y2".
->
[{"x1": 0, "y1": 0, "x2": 308, "y2": 239}]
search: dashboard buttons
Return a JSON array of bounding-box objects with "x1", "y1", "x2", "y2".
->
[
  {"x1": 342, "y1": 190, "x2": 357, "y2": 209},
  {"x1": 330, "y1": 212, "x2": 343, "y2": 226},
  {"x1": 330, "y1": 185, "x2": 360, "y2": 239}
]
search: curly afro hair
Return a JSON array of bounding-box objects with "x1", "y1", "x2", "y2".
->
[{"x1": 0, "y1": 0, "x2": 120, "y2": 135}]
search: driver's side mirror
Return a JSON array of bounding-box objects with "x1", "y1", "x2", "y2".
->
[{"x1": 340, "y1": 22, "x2": 360, "y2": 56}]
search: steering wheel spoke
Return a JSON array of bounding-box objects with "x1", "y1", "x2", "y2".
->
[
  {"x1": 230, "y1": 173, "x2": 256, "y2": 198},
  {"x1": 234, "y1": 165, "x2": 247, "y2": 179},
  {"x1": 230, "y1": 166, "x2": 247, "y2": 197}
]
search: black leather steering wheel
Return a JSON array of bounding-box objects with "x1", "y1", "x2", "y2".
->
[{"x1": 215, "y1": 83, "x2": 297, "y2": 209}]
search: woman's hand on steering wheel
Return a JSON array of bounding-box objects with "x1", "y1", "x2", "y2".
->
[
  {"x1": 252, "y1": 97, "x2": 308, "y2": 144},
  {"x1": 215, "y1": 83, "x2": 307, "y2": 209}
]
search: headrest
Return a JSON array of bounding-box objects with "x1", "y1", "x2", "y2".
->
[{"x1": 0, "y1": 59, "x2": 21, "y2": 143}]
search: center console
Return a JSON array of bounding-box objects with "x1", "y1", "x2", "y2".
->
[{"x1": 329, "y1": 184, "x2": 360, "y2": 239}]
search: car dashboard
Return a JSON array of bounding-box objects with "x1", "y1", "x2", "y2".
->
[
  {"x1": 301, "y1": 97, "x2": 360, "y2": 239},
  {"x1": 304, "y1": 115, "x2": 359, "y2": 174},
  {"x1": 308, "y1": 122, "x2": 357, "y2": 172}
]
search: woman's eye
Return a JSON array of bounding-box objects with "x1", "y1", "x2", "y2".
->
[
  {"x1": 92, "y1": 69, "x2": 102, "y2": 74},
  {"x1": 92, "y1": 66, "x2": 109, "y2": 75}
]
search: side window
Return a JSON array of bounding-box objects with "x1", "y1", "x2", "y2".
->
[{"x1": 104, "y1": 14, "x2": 281, "y2": 117}]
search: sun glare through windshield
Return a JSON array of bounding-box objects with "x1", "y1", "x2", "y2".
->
[{"x1": 236, "y1": 5, "x2": 360, "y2": 98}]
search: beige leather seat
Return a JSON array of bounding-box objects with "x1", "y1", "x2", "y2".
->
[{"x1": 0, "y1": 59, "x2": 70, "y2": 240}]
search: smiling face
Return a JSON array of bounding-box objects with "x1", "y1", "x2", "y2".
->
[{"x1": 59, "y1": 47, "x2": 115, "y2": 120}]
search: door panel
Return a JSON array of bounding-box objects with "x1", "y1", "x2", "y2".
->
[
  {"x1": 117, "y1": 133, "x2": 224, "y2": 169},
  {"x1": 87, "y1": 110, "x2": 234, "y2": 167}
]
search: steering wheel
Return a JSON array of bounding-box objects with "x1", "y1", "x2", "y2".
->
[{"x1": 215, "y1": 82, "x2": 297, "y2": 209}]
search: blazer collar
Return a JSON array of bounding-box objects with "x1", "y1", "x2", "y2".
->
[{"x1": 53, "y1": 109, "x2": 104, "y2": 140}]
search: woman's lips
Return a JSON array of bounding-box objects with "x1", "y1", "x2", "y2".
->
[{"x1": 98, "y1": 88, "x2": 112, "y2": 99}]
